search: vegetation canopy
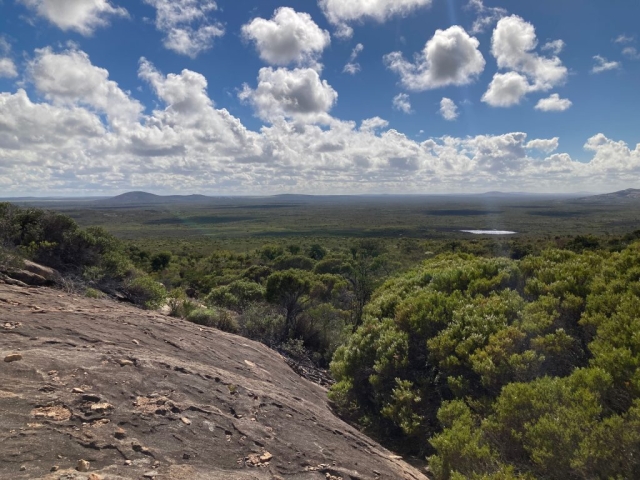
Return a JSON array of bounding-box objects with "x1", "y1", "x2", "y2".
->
[{"x1": 330, "y1": 246, "x2": 640, "y2": 479}]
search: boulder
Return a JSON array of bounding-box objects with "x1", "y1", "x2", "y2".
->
[
  {"x1": 23, "y1": 259, "x2": 61, "y2": 282},
  {"x1": 4, "y1": 269, "x2": 48, "y2": 286}
]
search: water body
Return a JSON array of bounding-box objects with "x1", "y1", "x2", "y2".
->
[{"x1": 461, "y1": 230, "x2": 517, "y2": 235}]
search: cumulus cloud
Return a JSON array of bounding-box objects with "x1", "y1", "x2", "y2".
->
[
  {"x1": 466, "y1": 0, "x2": 507, "y2": 35},
  {"x1": 526, "y1": 137, "x2": 559, "y2": 153},
  {"x1": 591, "y1": 55, "x2": 621, "y2": 73},
  {"x1": 343, "y1": 43, "x2": 364, "y2": 74},
  {"x1": 483, "y1": 15, "x2": 567, "y2": 107},
  {"x1": 242, "y1": 7, "x2": 330, "y2": 68},
  {"x1": 239, "y1": 67, "x2": 338, "y2": 124},
  {"x1": 482, "y1": 71, "x2": 530, "y2": 107},
  {"x1": 137, "y1": 59, "x2": 261, "y2": 157},
  {"x1": 384, "y1": 26, "x2": 485, "y2": 91},
  {"x1": 28, "y1": 47, "x2": 143, "y2": 127},
  {"x1": 392, "y1": 93, "x2": 412, "y2": 114},
  {"x1": 319, "y1": 0, "x2": 433, "y2": 38},
  {"x1": 19, "y1": 0, "x2": 127, "y2": 35},
  {"x1": 144, "y1": 0, "x2": 224, "y2": 58},
  {"x1": 439, "y1": 97, "x2": 458, "y2": 121},
  {"x1": 0, "y1": 58, "x2": 18, "y2": 78},
  {"x1": 535, "y1": 93, "x2": 572, "y2": 112},
  {"x1": 360, "y1": 116, "x2": 389, "y2": 132},
  {"x1": 3, "y1": 48, "x2": 640, "y2": 196}
]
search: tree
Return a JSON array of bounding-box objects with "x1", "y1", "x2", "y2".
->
[
  {"x1": 151, "y1": 251, "x2": 172, "y2": 272},
  {"x1": 308, "y1": 243, "x2": 327, "y2": 261},
  {"x1": 265, "y1": 270, "x2": 311, "y2": 336},
  {"x1": 341, "y1": 239, "x2": 388, "y2": 327}
]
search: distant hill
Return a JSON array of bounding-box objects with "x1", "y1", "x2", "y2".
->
[
  {"x1": 96, "y1": 191, "x2": 214, "y2": 206},
  {"x1": 577, "y1": 188, "x2": 640, "y2": 204}
]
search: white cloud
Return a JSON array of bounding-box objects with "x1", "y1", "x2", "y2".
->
[
  {"x1": 591, "y1": 55, "x2": 621, "y2": 74},
  {"x1": 19, "y1": 0, "x2": 127, "y2": 35},
  {"x1": 0, "y1": 37, "x2": 11, "y2": 56},
  {"x1": 143, "y1": 0, "x2": 224, "y2": 58},
  {"x1": 343, "y1": 43, "x2": 364, "y2": 74},
  {"x1": 535, "y1": 93, "x2": 572, "y2": 112},
  {"x1": 392, "y1": 93, "x2": 412, "y2": 114},
  {"x1": 360, "y1": 116, "x2": 389, "y2": 132},
  {"x1": 439, "y1": 97, "x2": 458, "y2": 121},
  {"x1": 319, "y1": 0, "x2": 433, "y2": 38},
  {"x1": 4, "y1": 48, "x2": 640, "y2": 196},
  {"x1": 0, "y1": 89, "x2": 105, "y2": 150},
  {"x1": 482, "y1": 71, "x2": 530, "y2": 107},
  {"x1": 542, "y1": 39, "x2": 565, "y2": 55},
  {"x1": 526, "y1": 137, "x2": 559, "y2": 153},
  {"x1": 28, "y1": 47, "x2": 143, "y2": 127},
  {"x1": 614, "y1": 34, "x2": 635, "y2": 44},
  {"x1": 491, "y1": 16, "x2": 567, "y2": 89},
  {"x1": 0, "y1": 58, "x2": 18, "y2": 78},
  {"x1": 622, "y1": 47, "x2": 640, "y2": 60},
  {"x1": 466, "y1": 0, "x2": 507, "y2": 35},
  {"x1": 242, "y1": 7, "x2": 330, "y2": 68},
  {"x1": 239, "y1": 67, "x2": 338, "y2": 123},
  {"x1": 137, "y1": 59, "x2": 261, "y2": 157},
  {"x1": 483, "y1": 15, "x2": 568, "y2": 107},
  {"x1": 384, "y1": 26, "x2": 485, "y2": 91}
]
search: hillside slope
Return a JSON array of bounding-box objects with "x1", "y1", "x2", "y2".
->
[{"x1": 0, "y1": 284, "x2": 427, "y2": 480}]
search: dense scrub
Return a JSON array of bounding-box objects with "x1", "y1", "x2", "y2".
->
[
  {"x1": 329, "y1": 245, "x2": 640, "y2": 478},
  {"x1": 0, "y1": 203, "x2": 166, "y2": 308}
]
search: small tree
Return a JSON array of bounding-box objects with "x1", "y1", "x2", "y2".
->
[
  {"x1": 265, "y1": 270, "x2": 311, "y2": 336},
  {"x1": 308, "y1": 243, "x2": 327, "y2": 261},
  {"x1": 151, "y1": 251, "x2": 172, "y2": 272}
]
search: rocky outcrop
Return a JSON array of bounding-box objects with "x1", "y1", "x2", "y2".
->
[
  {"x1": 0, "y1": 284, "x2": 429, "y2": 480},
  {"x1": 0, "y1": 259, "x2": 59, "y2": 287},
  {"x1": 23, "y1": 260, "x2": 61, "y2": 283}
]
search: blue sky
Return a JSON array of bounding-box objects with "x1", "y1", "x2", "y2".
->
[{"x1": 0, "y1": 0, "x2": 639, "y2": 195}]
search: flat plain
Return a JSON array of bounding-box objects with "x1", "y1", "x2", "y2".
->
[{"x1": 9, "y1": 193, "x2": 639, "y2": 252}]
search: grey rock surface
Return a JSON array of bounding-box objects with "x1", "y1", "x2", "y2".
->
[{"x1": 0, "y1": 284, "x2": 429, "y2": 480}]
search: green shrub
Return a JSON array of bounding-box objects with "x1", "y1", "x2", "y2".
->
[
  {"x1": 187, "y1": 308, "x2": 239, "y2": 333},
  {"x1": 330, "y1": 245, "x2": 640, "y2": 477},
  {"x1": 84, "y1": 288, "x2": 105, "y2": 299},
  {"x1": 126, "y1": 276, "x2": 167, "y2": 309},
  {"x1": 273, "y1": 255, "x2": 315, "y2": 271},
  {"x1": 238, "y1": 303, "x2": 286, "y2": 346},
  {"x1": 151, "y1": 251, "x2": 172, "y2": 271},
  {"x1": 205, "y1": 279, "x2": 265, "y2": 311},
  {"x1": 167, "y1": 289, "x2": 197, "y2": 318},
  {"x1": 308, "y1": 243, "x2": 327, "y2": 260}
]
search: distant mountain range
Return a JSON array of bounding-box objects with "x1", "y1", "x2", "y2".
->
[
  {"x1": 94, "y1": 191, "x2": 215, "y2": 206},
  {"x1": 7, "y1": 189, "x2": 625, "y2": 207},
  {"x1": 577, "y1": 188, "x2": 640, "y2": 204}
]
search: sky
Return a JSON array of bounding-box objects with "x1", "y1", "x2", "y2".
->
[{"x1": 0, "y1": 0, "x2": 639, "y2": 196}]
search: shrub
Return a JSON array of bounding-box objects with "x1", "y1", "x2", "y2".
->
[
  {"x1": 308, "y1": 243, "x2": 327, "y2": 260},
  {"x1": 273, "y1": 255, "x2": 315, "y2": 271},
  {"x1": 84, "y1": 288, "x2": 105, "y2": 299},
  {"x1": 330, "y1": 245, "x2": 640, "y2": 476},
  {"x1": 167, "y1": 289, "x2": 197, "y2": 318},
  {"x1": 125, "y1": 276, "x2": 167, "y2": 309},
  {"x1": 187, "y1": 308, "x2": 239, "y2": 333},
  {"x1": 238, "y1": 303, "x2": 286, "y2": 346},
  {"x1": 205, "y1": 279, "x2": 265, "y2": 311},
  {"x1": 151, "y1": 251, "x2": 172, "y2": 271}
]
